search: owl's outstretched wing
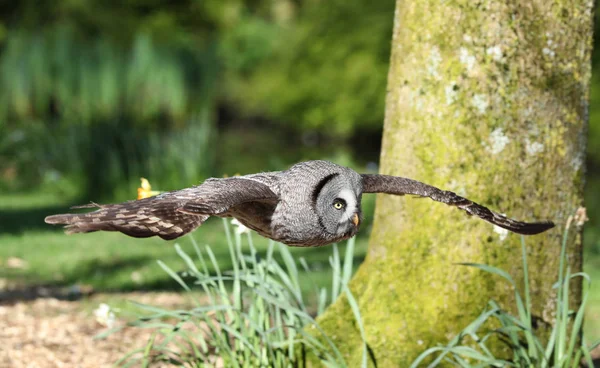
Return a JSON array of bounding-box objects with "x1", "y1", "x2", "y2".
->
[
  {"x1": 361, "y1": 174, "x2": 554, "y2": 235},
  {"x1": 45, "y1": 177, "x2": 279, "y2": 240}
]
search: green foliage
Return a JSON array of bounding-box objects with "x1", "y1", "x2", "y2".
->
[
  {"x1": 0, "y1": 2, "x2": 224, "y2": 195},
  {"x1": 0, "y1": 0, "x2": 395, "y2": 138},
  {"x1": 0, "y1": 114, "x2": 214, "y2": 199},
  {"x1": 0, "y1": 22, "x2": 219, "y2": 196},
  {"x1": 113, "y1": 220, "x2": 367, "y2": 367},
  {"x1": 411, "y1": 222, "x2": 600, "y2": 368},
  {"x1": 227, "y1": 0, "x2": 395, "y2": 137},
  {"x1": 585, "y1": 76, "x2": 600, "y2": 255},
  {"x1": 0, "y1": 28, "x2": 215, "y2": 126}
]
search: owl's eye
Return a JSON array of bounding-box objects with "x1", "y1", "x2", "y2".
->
[{"x1": 333, "y1": 199, "x2": 346, "y2": 210}]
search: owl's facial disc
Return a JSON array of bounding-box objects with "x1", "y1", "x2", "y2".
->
[
  {"x1": 335, "y1": 188, "x2": 359, "y2": 226},
  {"x1": 314, "y1": 176, "x2": 361, "y2": 238}
]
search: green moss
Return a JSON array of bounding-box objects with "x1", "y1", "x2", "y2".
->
[{"x1": 314, "y1": 0, "x2": 593, "y2": 365}]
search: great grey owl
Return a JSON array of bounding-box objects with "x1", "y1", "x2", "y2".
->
[{"x1": 45, "y1": 160, "x2": 554, "y2": 246}]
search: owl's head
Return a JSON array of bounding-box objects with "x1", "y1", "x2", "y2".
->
[
  {"x1": 313, "y1": 172, "x2": 362, "y2": 239},
  {"x1": 275, "y1": 160, "x2": 364, "y2": 246}
]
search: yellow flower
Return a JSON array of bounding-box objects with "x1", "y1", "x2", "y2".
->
[{"x1": 137, "y1": 178, "x2": 161, "y2": 199}]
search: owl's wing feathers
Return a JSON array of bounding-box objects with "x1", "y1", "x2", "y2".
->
[
  {"x1": 178, "y1": 177, "x2": 279, "y2": 215},
  {"x1": 44, "y1": 197, "x2": 207, "y2": 240},
  {"x1": 361, "y1": 174, "x2": 554, "y2": 235},
  {"x1": 45, "y1": 177, "x2": 279, "y2": 240}
]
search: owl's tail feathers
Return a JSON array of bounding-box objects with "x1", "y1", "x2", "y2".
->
[{"x1": 44, "y1": 201, "x2": 208, "y2": 240}]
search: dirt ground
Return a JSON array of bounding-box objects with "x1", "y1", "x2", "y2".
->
[{"x1": 0, "y1": 291, "x2": 190, "y2": 368}]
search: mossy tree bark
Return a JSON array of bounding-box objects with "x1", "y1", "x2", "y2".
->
[{"x1": 317, "y1": 0, "x2": 593, "y2": 366}]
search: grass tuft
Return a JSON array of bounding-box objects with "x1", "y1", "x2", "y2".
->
[
  {"x1": 411, "y1": 214, "x2": 599, "y2": 368},
  {"x1": 115, "y1": 219, "x2": 366, "y2": 367}
]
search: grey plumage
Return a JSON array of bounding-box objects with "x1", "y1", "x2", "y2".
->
[{"x1": 45, "y1": 160, "x2": 555, "y2": 246}]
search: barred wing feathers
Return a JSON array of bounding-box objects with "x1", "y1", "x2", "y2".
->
[
  {"x1": 45, "y1": 177, "x2": 279, "y2": 240},
  {"x1": 44, "y1": 195, "x2": 208, "y2": 240},
  {"x1": 361, "y1": 174, "x2": 554, "y2": 235}
]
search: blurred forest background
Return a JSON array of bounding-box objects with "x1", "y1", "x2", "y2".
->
[
  {"x1": 0, "y1": 0, "x2": 391, "y2": 199},
  {"x1": 0, "y1": 0, "x2": 599, "y2": 331},
  {"x1": 0, "y1": 0, "x2": 392, "y2": 292}
]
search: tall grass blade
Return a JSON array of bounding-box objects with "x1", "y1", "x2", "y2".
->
[{"x1": 157, "y1": 260, "x2": 191, "y2": 292}]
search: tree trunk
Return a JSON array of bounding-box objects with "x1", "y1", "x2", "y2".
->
[{"x1": 316, "y1": 0, "x2": 593, "y2": 365}]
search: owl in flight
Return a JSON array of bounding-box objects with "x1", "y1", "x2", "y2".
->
[{"x1": 45, "y1": 160, "x2": 554, "y2": 247}]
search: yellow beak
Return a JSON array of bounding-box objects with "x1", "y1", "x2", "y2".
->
[{"x1": 351, "y1": 213, "x2": 360, "y2": 227}]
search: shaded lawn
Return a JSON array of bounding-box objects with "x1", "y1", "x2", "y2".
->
[
  {"x1": 0, "y1": 191, "x2": 598, "y2": 345},
  {"x1": 0, "y1": 220, "x2": 368, "y2": 293}
]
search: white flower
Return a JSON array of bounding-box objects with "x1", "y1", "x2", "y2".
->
[
  {"x1": 230, "y1": 218, "x2": 250, "y2": 235},
  {"x1": 486, "y1": 128, "x2": 510, "y2": 155},
  {"x1": 94, "y1": 303, "x2": 116, "y2": 328},
  {"x1": 494, "y1": 225, "x2": 509, "y2": 241}
]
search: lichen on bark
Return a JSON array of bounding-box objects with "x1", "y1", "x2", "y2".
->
[{"x1": 315, "y1": 0, "x2": 594, "y2": 366}]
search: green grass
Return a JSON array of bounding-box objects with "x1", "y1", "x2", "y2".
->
[{"x1": 115, "y1": 228, "x2": 367, "y2": 367}]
